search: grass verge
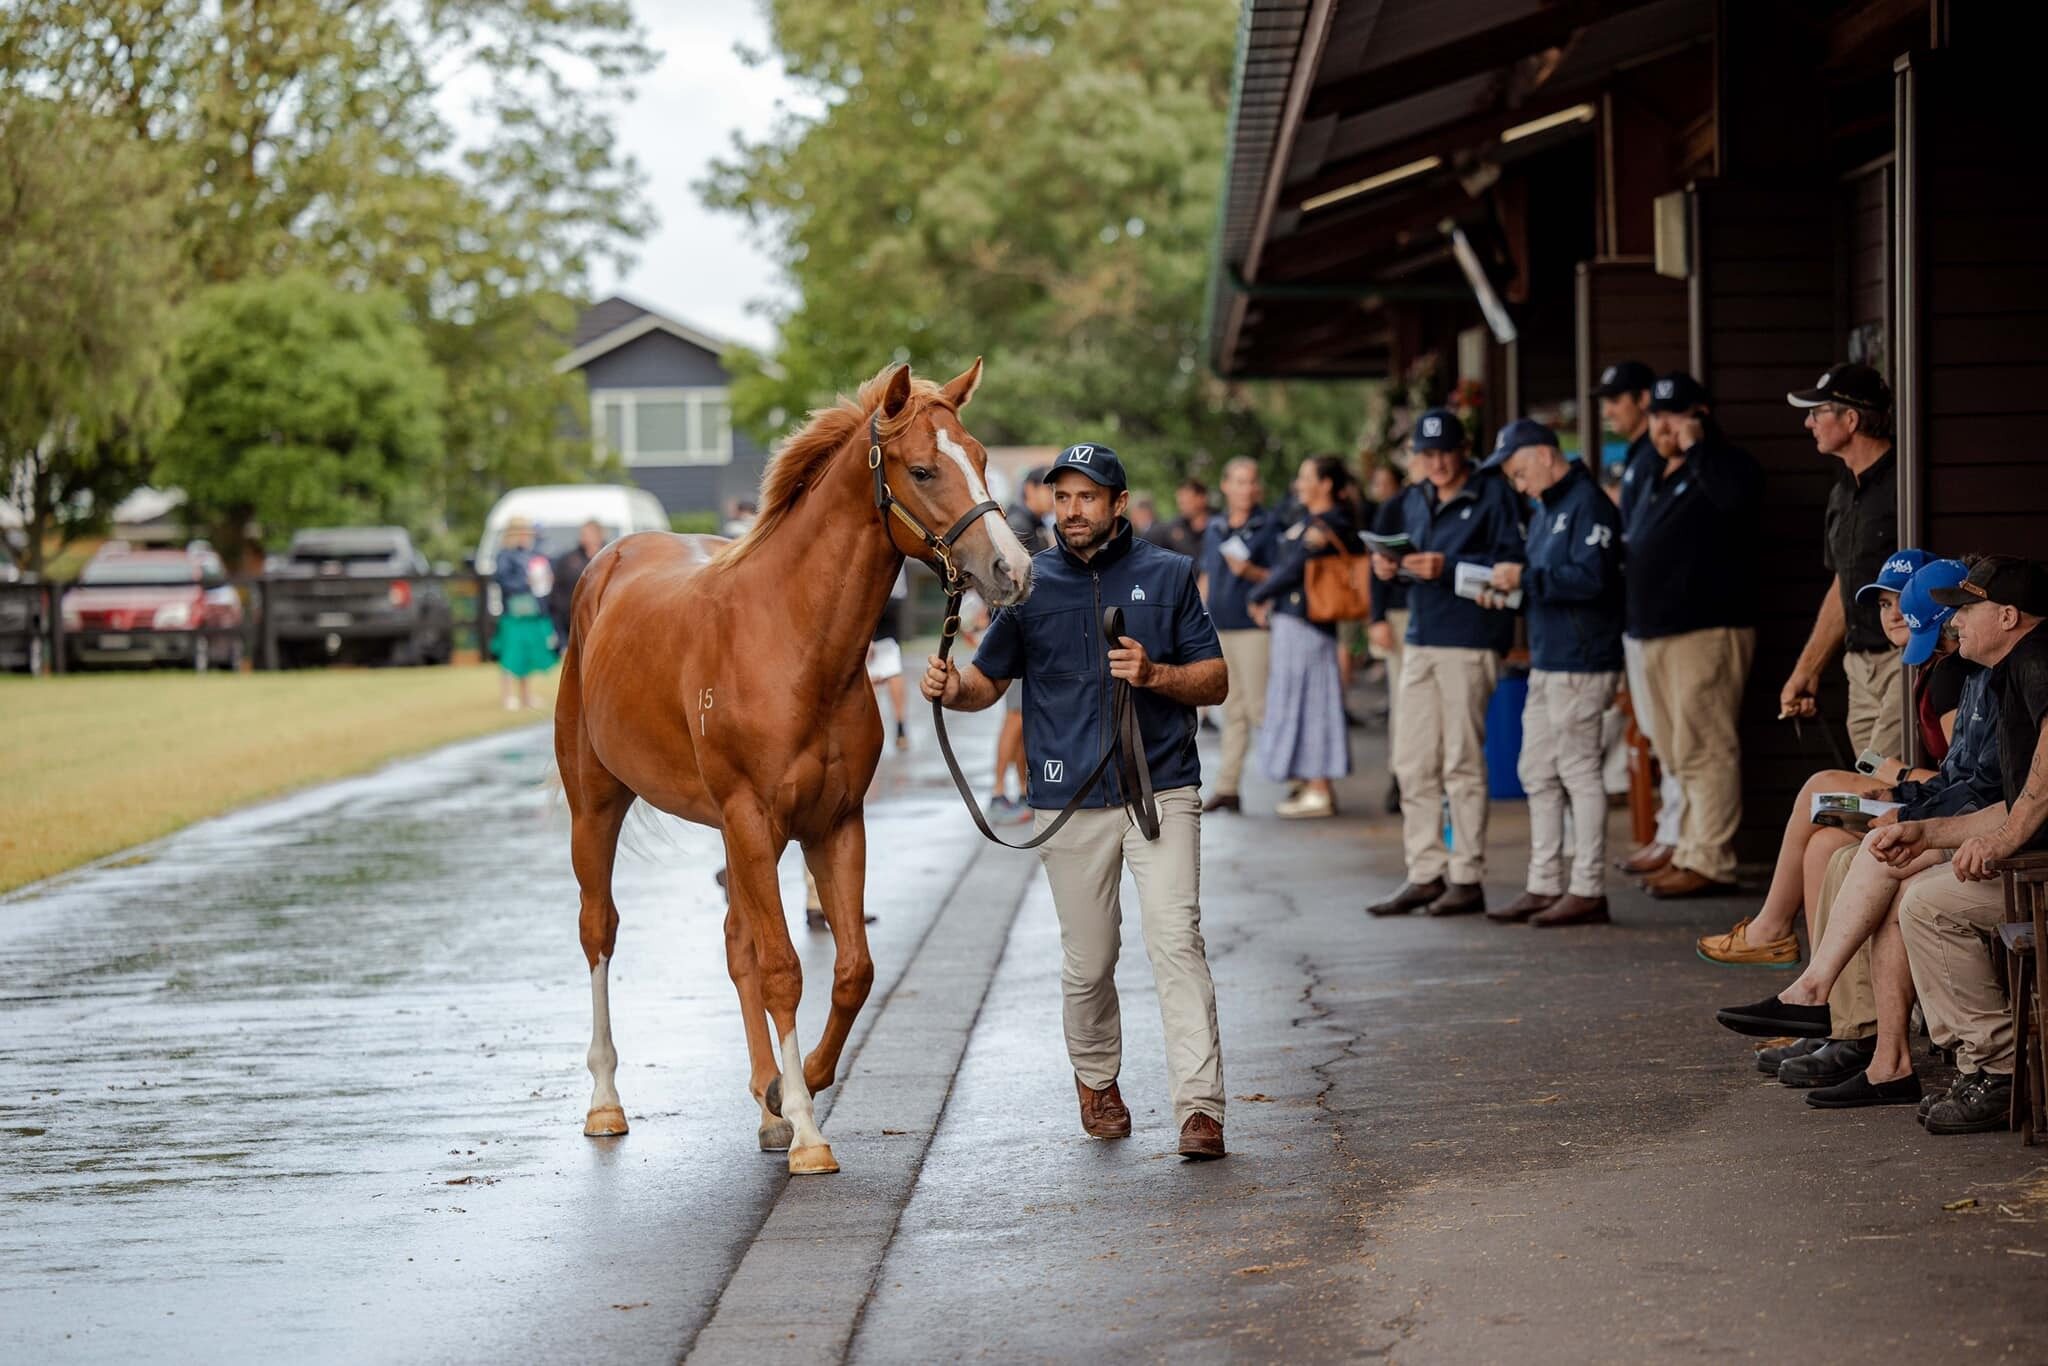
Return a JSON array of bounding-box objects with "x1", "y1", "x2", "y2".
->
[{"x1": 1, "y1": 665, "x2": 558, "y2": 894}]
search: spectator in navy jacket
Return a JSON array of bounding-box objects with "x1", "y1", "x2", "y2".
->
[
  {"x1": 1364, "y1": 408, "x2": 1526, "y2": 918},
  {"x1": 1475, "y1": 421, "x2": 1626, "y2": 928},
  {"x1": 1625, "y1": 374, "x2": 1766, "y2": 899},
  {"x1": 1196, "y1": 457, "x2": 1282, "y2": 813}
]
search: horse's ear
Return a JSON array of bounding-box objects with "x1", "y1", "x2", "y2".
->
[
  {"x1": 940, "y1": 357, "x2": 984, "y2": 410},
  {"x1": 880, "y1": 363, "x2": 914, "y2": 419}
]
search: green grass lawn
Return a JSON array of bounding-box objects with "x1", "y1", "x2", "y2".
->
[{"x1": 0, "y1": 665, "x2": 558, "y2": 894}]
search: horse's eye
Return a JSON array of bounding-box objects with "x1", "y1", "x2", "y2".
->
[{"x1": 909, "y1": 466, "x2": 935, "y2": 483}]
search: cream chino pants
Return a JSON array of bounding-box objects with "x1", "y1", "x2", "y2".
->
[
  {"x1": 1519, "y1": 669, "x2": 1621, "y2": 898},
  {"x1": 1635, "y1": 626, "x2": 1755, "y2": 884},
  {"x1": 1391, "y1": 645, "x2": 1500, "y2": 886},
  {"x1": 1032, "y1": 787, "x2": 1225, "y2": 1126}
]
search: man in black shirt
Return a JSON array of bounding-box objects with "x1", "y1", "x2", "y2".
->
[
  {"x1": 1779, "y1": 363, "x2": 1902, "y2": 757},
  {"x1": 1157, "y1": 478, "x2": 1212, "y2": 561},
  {"x1": 1868, "y1": 556, "x2": 2048, "y2": 1132}
]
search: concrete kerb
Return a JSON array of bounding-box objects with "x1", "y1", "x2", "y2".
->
[{"x1": 684, "y1": 844, "x2": 1038, "y2": 1364}]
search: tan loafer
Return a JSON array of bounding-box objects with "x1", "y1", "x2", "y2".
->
[{"x1": 1696, "y1": 915, "x2": 1799, "y2": 966}]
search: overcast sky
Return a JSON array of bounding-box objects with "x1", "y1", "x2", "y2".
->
[{"x1": 590, "y1": 2, "x2": 802, "y2": 352}]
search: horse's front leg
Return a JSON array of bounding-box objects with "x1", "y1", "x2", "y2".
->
[{"x1": 800, "y1": 813, "x2": 876, "y2": 1095}]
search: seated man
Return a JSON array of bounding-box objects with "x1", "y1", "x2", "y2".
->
[
  {"x1": 1697, "y1": 551, "x2": 1958, "y2": 967},
  {"x1": 1717, "y1": 556, "x2": 2048, "y2": 1132}
]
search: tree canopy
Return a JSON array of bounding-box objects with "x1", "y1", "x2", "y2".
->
[{"x1": 704, "y1": 0, "x2": 1366, "y2": 493}]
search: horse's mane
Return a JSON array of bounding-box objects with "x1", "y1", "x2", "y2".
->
[{"x1": 711, "y1": 366, "x2": 957, "y2": 570}]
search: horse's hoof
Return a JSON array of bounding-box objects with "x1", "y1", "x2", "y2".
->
[
  {"x1": 583, "y1": 1105, "x2": 629, "y2": 1137},
  {"x1": 788, "y1": 1143, "x2": 839, "y2": 1175},
  {"x1": 758, "y1": 1118, "x2": 795, "y2": 1152},
  {"x1": 763, "y1": 1077, "x2": 783, "y2": 1118}
]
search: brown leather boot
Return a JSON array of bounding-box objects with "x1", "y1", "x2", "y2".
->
[
  {"x1": 1615, "y1": 841, "x2": 1673, "y2": 875},
  {"x1": 1076, "y1": 1076, "x2": 1132, "y2": 1139},
  {"x1": 1529, "y1": 893, "x2": 1612, "y2": 927},
  {"x1": 1485, "y1": 890, "x2": 1558, "y2": 923},
  {"x1": 1178, "y1": 1112, "x2": 1226, "y2": 1160}
]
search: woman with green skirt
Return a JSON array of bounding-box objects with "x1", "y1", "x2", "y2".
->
[{"x1": 492, "y1": 516, "x2": 558, "y2": 709}]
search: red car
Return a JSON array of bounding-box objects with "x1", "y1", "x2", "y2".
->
[{"x1": 61, "y1": 546, "x2": 246, "y2": 672}]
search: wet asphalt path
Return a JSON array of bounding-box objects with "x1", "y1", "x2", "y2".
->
[{"x1": 0, "y1": 704, "x2": 1002, "y2": 1365}]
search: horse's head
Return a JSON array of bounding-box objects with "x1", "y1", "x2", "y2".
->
[{"x1": 869, "y1": 359, "x2": 1033, "y2": 608}]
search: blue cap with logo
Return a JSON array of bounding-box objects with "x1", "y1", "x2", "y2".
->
[
  {"x1": 1410, "y1": 407, "x2": 1467, "y2": 453},
  {"x1": 1855, "y1": 547, "x2": 1930, "y2": 601},
  {"x1": 1899, "y1": 557, "x2": 1969, "y2": 665},
  {"x1": 1478, "y1": 418, "x2": 1562, "y2": 472},
  {"x1": 1047, "y1": 441, "x2": 1127, "y2": 492},
  {"x1": 1646, "y1": 371, "x2": 1712, "y2": 414}
]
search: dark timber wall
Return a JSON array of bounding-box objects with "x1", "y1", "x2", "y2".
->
[
  {"x1": 1689, "y1": 179, "x2": 1841, "y2": 856},
  {"x1": 1573, "y1": 259, "x2": 1690, "y2": 463}
]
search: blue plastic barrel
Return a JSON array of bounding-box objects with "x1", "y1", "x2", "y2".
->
[{"x1": 1485, "y1": 672, "x2": 1528, "y2": 800}]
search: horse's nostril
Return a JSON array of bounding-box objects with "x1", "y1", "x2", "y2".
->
[{"x1": 993, "y1": 557, "x2": 1011, "y2": 580}]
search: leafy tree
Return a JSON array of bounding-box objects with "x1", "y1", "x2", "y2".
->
[
  {"x1": 1, "y1": 1, "x2": 654, "y2": 536},
  {"x1": 703, "y1": 0, "x2": 1367, "y2": 494},
  {"x1": 0, "y1": 94, "x2": 186, "y2": 576},
  {"x1": 156, "y1": 274, "x2": 444, "y2": 566}
]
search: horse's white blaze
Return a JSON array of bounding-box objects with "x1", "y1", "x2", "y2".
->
[
  {"x1": 588, "y1": 955, "x2": 620, "y2": 1110},
  {"x1": 935, "y1": 425, "x2": 1031, "y2": 592},
  {"x1": 778, "y1": 1028, "x2": 828, "y2": 1150}
]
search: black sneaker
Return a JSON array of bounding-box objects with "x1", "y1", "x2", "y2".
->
[
  {"x1": 1924, "y1": 1069, "x2": 2013, "y2": 1135},
  {"x1": 1756, "y1": 1038, "x2": 1827, "y2": 1075},
  {"x1": 1778, "y1": 1037, "x2": 1876, "y2": 1089},
  {"x1": 1806, "y1": 1069, "x2": 1923, "y2": 1109},
  {"x1": 1715, "y1": 995, "x2": 1832, "y2": 1039}
]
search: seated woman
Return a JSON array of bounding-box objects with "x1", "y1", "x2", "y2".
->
[
  {"x1": 1247, "y1": 454, "x2": 1365, "y2": 820},
  {"x1": 1696, "y1": 550, "x2": 1967, "y2": 966}
]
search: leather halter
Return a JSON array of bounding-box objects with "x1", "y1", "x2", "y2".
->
[{"x1": 868, "y1": 411, "x2": 1001, "y2": 591}]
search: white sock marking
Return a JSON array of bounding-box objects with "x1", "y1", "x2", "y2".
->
[
  {"x1": 778, "y1": 1028, "x2": 827, "y2": 1150},
  {"x1": 588, "y1": 955, "x2": 620, "y2": 1111}
]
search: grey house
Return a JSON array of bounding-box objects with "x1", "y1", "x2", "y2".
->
[{"x1": 556, "y1": 297, "x2": 768, "y2": 517}]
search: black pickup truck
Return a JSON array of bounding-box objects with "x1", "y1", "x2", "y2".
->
[{"x1": 267, "y1": 527, "x2": 453, "y2": 666}]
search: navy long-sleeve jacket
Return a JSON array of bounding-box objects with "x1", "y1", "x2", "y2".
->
[
  {"x1": 1367, "y1": 497, "x2": 1409, "y2": 622},
  {"x1": 1382, "y1": 470, "x2": 1525, "y2": 653},
  {"x1": 1517, "y1": 462, "x2": 1625, "y2": 673},
  {"x1": 1621, "y1": 428, "x2": 1765, "y2": 639},
  {"x1": 1895, "y1": 664, "x2": 2002, "y2": 820}
]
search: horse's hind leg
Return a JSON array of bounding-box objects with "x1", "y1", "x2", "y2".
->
[
  {"x1": 724, "y1": 902, "x2": 794, "y2": 1151},
  {"x1": 800, "y1": 814, "x2": 875, "y2": 1095},
  {"x1": 722, "y1": 804, "x2": 837, "y2": 1175}
]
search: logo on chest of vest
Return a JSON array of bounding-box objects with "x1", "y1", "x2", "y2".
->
[
  {"x1": 1552, "y1": 512, "x2": 1570, "y2": 534},
  {"x1": 1043, "y1": 758, "x2": 1065, "y2": 783},
  {"x1": 1130, "y1": 585, "x2": 1146, "y2": 602}
]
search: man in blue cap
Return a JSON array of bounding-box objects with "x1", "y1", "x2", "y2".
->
[
  {"x1": 1476, "y1": 420, "x2": 1626, "y2": 927},
  {"x1": 1365, "y1": 407, "x2": 1527, "y2": 918},
  {"x1": 923, "y1": 441, "x2": 1233, "y2": 1160},
  {"x1": 1625, "y1": 373, "x2": 1765, "y2": 899}
]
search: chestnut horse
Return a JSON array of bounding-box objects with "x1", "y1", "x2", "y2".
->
[{"x1": 554, "y1": 360, "x2": 1031, "y2": 1175}]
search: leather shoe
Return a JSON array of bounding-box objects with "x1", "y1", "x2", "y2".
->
[
  {"x1": 1425, "y1": 882, "x2": 1486, "y2": 916},
  {"x1": 1201, "y1": 792, "x2": 1241, "y2": 813},
  {"x1": 1777, "y1": 1036, "x2": 1876, "y2": 1088},
  {"x1": 1076, "y1": 1076, "x2": 1131, "y2": 1139},
  {"x1": 1178, "y1": 1112, "x2": 1226, "y2": 1160},
  {"x1": 1530, "y1": 893, "x2": 1611, "y2": 927},
  {"x1": 1486, "y1": 890, "x2": 1558, "y2": 923},
  {"x1": 1365, "y1": 879, "x2": 1444, "y2": 916},
  {"x1": 1756, "y1": 1037, "x2": 1826, "y2": 1075},
  {"x1": 1643, "y1": 865, "x2": 1734, "y2": 899},
  {"x1": 1615, "y1": 841, "x2": 1673, "y2": 875}
]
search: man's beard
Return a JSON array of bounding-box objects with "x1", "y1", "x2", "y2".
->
[{"x1": 1057, "y1": 515, "x2": 1114, "y2": 554}]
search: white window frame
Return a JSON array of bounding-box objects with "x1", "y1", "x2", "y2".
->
[{"x1": 590, "y1": 386, "x2": 734, "y2": 467}]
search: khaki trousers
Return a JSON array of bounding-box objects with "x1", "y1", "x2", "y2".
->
[
  {"x1": 1032, "y1": 787, "x2": 1224, "y2": 1125},
  {"x1": 1636, "y1": 627, "x2": 1756, "y2": 884},
  {"x1": 1392, "y1": 645, "x2": 1499, "y2": 885},
  {"x1": 1623, "y1": 636, "x2": 1685, "y2": 847},
  {"x1": 1843, "y1": 648, "x2": 1905, "y2": 759},
  {"x1": 1813, "y1": 842, "x2": 1878, "y2": 1039},
  {"x1": 1376, "y1": 609, "x2": 1410, "y2": 728},
  {"x1": 1519, "y1": 669, "x2": 1621, "y2": 897},
  {"x1": 1899, "y1": 864, "x2": 2014, "y2": 1075},
  {"x1": 1214, "y1": 629, "x2": 1270, "y2": 797}
]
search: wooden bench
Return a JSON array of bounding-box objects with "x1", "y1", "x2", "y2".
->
[{"x1": 1990, "y1": 853, "x2": 2048, "y2": 1144}]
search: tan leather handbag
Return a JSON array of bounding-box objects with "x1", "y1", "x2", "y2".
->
[{"x1": 1303, "y1": 521, "x2": 1373, "y2": 623}]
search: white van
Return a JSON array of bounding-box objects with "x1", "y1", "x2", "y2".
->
[{"x1": 474, "y1": 484, "x2": 671, "y2": 630}]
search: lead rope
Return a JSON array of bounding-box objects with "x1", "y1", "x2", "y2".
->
[{"x1": 928, "y1": 590, "x2": 1160, "y2": 848}]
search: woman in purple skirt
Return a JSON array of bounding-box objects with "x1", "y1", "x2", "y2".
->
[{"x1": 1249, "y1": 455, "x2": 1363, "y2": 818}]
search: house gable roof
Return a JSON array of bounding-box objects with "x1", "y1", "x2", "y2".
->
[{"x1": 556, "y1": 296, "x2": 740, "y2": 375}]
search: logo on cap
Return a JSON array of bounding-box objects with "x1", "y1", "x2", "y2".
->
[
  {"x1": 1654, "y1": 379, "x2": 1675, "y2": 399},
  {"x1": 1885, "y1": 555, "x2": 1915, "y2": 575},
  {"x1": 1421, "y1": 416, "x2": 1443, "y2": 438},
  {"x1": 1066, "y1": 444, "x2": 1094, "y2": 464},
  {"x1": 1819, "y1": 371, "x2": 1834, "y2": 388},
  {"x1": 1043, "y1": 758, "x2": 1064, "y2": 783},
  {"x1": 1600, "y1": 365, "x2": 1618, "y2": 386}
]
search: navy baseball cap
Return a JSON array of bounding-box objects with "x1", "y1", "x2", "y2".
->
[
  {"x1": 1478, "y1": 418, "x2": 1561, "y2": 472},
  {"x1": 1899, "y1": 558, "x2": 1968, "y2": 666},
  {"x1": 1047, "y1": 441, "x2": 1126, "y2": 491},
  {"x1": 1854, "y1": 547, "x2": 1930, "y2": 601},
  {"x1": 1930, "y1": 555, "x2": 2048, "y2": 614},
  {"x1": 1410, "y1": 407, "x2": 1467, "y2": 453},
  {"x1": 1647, "y1": 371, "x2": 1711, "y2": 414},
  {"x1": 1788, "y1": 361, "x2": 1891, "y2": 412},
  {"x1": 1594, "y1": 361, "x2": 1656, "y2": 398}
]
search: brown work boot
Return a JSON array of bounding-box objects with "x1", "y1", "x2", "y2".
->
[
  {"x1": 1615, "y1": 841, "x2": 1673, "y2": 876},
  {"x1": 1530, "y1": 893, "x2": 1612, "y2": 927},
  {"x1": 1425, "y1": 882, "x2": 1486, "y2": 916},
  {"x1": 1486, "y1": 890, "x2": 1558, "y2": 923},
  {"x1": 1178, "y1": 1111, "x2": 1226, "y2": 1160},
  {"x1": 1076, "y1": 1076, "x2": 1131, "y2": 1139}
]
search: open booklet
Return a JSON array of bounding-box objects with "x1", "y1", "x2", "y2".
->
[
  {"x1": 1810, "y1": 792, "x2": 1902, "y2": 830},
  {"x1": 1453, "y1": 560, "x2": 1522, "y2": 609}
]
